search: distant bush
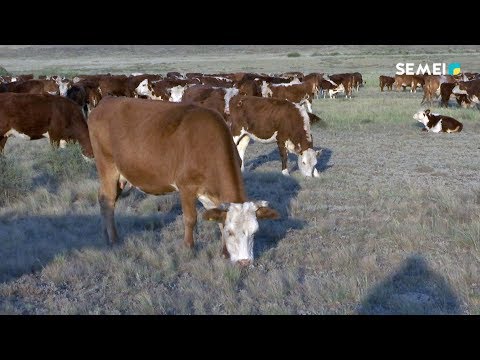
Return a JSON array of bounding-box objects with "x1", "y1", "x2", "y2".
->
[
  {"x1": 37, "y1": 143, "x2": 95, "y2": 182},
  {"x1": 0, "y1": 66, "x2": 9, "y2": 76},
  {"x1": 0, "y1": 156, "x2": 31, "y2": 205},
  {"x1": 311, "y1": 52, "x2": 322, "y2": 57},
  {"x1": 287, "y1": 52, "x2": 301, "y2": 58},
  {"x1": 329, "y1": 52, "x2": 340, "y2": 56}
]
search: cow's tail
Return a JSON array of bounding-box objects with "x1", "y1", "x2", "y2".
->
[{"x1": 454, "y1": 123, "x2": 463, "y2": 133}]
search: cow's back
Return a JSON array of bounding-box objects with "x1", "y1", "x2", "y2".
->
[{"x1": 88, "y1": 97, "x2": 242, "y2": 193}]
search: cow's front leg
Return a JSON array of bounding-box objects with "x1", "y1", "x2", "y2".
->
[{"x1": 278, "y1": 140, "x2": 289, "y2": 176}]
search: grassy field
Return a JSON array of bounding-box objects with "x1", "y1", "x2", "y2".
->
[{"x1": 0, "y1": 46, "x2": 479, "y2": 314}]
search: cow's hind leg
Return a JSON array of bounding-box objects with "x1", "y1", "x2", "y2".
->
[
  {"x1": 278, "y1": 140, "x2": 289, "y2": 175},
  {"x1": 97, "y1": 162, "x2": 122, "y2": 245},
  {"x1": 179, "y1": 189, "x2": 197, "y2": 248}
]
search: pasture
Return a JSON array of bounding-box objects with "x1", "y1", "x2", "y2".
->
[{"x1": 0, "y1": 45, "x2": 479, "y2": 314}]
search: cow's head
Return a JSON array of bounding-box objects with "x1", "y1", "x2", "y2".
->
[
  {"x1": 298, "y1": 148, "x2": 321, "y2": 177},
  {"x1": 203, "y1": 201, "x2": 279, "y2": 266},
  {"x1": 135, "y1": 79, "x2": 151, "y2": 97},
  {"x1": 413, "y1": 109, "x2": 431, "y2": 126}
]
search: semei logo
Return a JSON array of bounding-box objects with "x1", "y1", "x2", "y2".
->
[{"x1": 396, "y1": 62, "x2": 461, "y2": 76}]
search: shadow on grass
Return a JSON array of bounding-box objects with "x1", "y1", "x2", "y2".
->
[
  {"x1": 243, "y1": 171, "x2": 304, "y2": 259},
  {"x1": 357, "y1": 255, "x2": 464, "y2": 314},
  {"x1": 0, "y1": 209, "x2": 179, "y2": 284},
  {"x1": 247, "y1": 146, "x2": 332, "y2": 174}
]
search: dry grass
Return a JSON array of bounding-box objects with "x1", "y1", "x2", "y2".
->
[{"x1": 0, "y1": 46, "x2": 479, "y2": 314}]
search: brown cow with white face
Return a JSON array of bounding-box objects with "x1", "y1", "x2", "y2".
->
[
  {"x1": 452, "y1": 79, "x2": 480, "y2": 106},
  {"x1": 0, "y1": 93, "x2": 94, "y2": 157},
  {"x1": 228, "y1": 95, "x2": 320, "y2": 177},
  {"x1": 413, "y1": 109, "x2": 463, "y2": 133},
  {"x1": 88, "y1": 97, "x2": 279, "y2": 265}
]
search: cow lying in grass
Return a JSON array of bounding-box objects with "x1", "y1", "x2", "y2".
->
[{"x1": 413, "y1": 109, "x2": 463, "y2": 133}]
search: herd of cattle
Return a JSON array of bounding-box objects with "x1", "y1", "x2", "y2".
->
[
  {"x1": 0, "y1": 69, "x2": 473, "y2": 265},
  {"x1": 379, "y1": 73, "x2": 480, "y2": 108}
]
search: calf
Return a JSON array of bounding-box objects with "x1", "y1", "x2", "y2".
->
[
  {"x1": 413, "y1": 109, "x2": 463, "y2": 133},
  {"x1": 88, "y1": 97, "x2": 279, "y2": 265},
  {"x1": 379, "y1": 75, "x2": 395, "y2": 91}
]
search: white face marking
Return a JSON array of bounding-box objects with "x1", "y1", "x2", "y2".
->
[
  {"x1": 413, "y1": 110, "x2": 429, "y2": 126},
  {"x1": 131, "y1": 73, "x2": 144, "y2": 76},
  {"x1": 59, "y1": 140, "x2": 67, "y2": 148},
  {"x1": 11, "y1": 77, "x2": 17, "y2": 82},
  {"x1": 222, "y1": 202, "x2": 260, "y2": 263},
  {"x1": 452, "y1": 85, "x2": 467, "y2": 95},
  {"x1": 430, "y1": 120, "x2": 443, "y2": 133},
  {"x1": 261, "y1": 81, "x2": 273, "y2": 97},
  {"x1": 168, "y1": 85, "x2": 186, "y2": 102},
  {"x1": 4, "y1": 129, "x2": 30, "y2": 140},
  {"x1": 135, "y1": 79, "x2": 151, "y2": 96},
  {"x1": 293, "y1": 102, "x2": 312, "y2": 142},
  {"x1": 223, "y1": 87, "x2": 239, "y2": 114},
  {"x1": 59, "y1": 82, "x2": 70, "y2": 97},
  {"x1": 472, "y1": 95, "x2": 479, "y2": 104},
  {"x1": 285, "y1": 139, "x2": 296, "y2": 153},
  {"x1": 73, "y1": 77, "x2": 81, "y2": 83},
  {"x1": 298, "y1": 148, "x2": 318, "y2": 177}
]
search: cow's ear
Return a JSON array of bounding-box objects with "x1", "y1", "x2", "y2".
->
[
  {"x1": 203, "y1": 208, "x2": 227, "y2": 222},
  {"x1": 425, "y1": 109, "x2": 430, "y2": 115},
  {"x1": 256, "y1": 207, "x2": 280, "y2": 220}
]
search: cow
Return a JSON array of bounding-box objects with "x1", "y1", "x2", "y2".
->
[
  {"x1": 263, "y1": 78, "x2": 318, "y2": 110},
  {"x1": 413, "y1": 109, "x2": 463, "y2": 133},
  {"x1": 318, "y1": 76, "x2": 345, "y2": 98},
  {"x1": 182, "y1": 85, "x2": 239, "y2": 115},
  {"x1": 0, "y1": 93, "x2": 94, "y2": 157},
  {"x1": 379, "y1": 75, "x2": 395, "y2": 91},
  {"x1": 452, "y1": 79, "x2": 480, "y2": 107},
  {"x1": 421, "y1": 75, "x2": 456, "y2": 105},
  {"x1": 3, "y1": 79, "x2": 59, "y2": 95},
  {"x1": 88, "y1": 97, "x2": 279, "y2": 265},
  {"x1": 352, "y1": 72, "x2": 365, "y2": 91},
  {"x1": 329, "y1": 73, "x2": 354, "y2": 98},
  {"x1": 228, "y1": 95, "x2": 320, "y2": 177},
  {"x1": 394, "y1": 74, "x2": 416, "y2": 92},
  {"x1": 439, "y1": 82, "x2": 457, "y2": 107}
]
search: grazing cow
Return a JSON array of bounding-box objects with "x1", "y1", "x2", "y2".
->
[
  {"x1": 329, "y1": 73, "x2": 354, "y2": 98},
  {"x1": 413, "y1": 109, "x2": 463, "y2": 133},
  {"x1": 452, "y1": 79, "x2": 480, "y2": 106},
  {"x1": 318, "y1": 76, "x2": 345, "y2": 98},
  {"x1": 228, "y1": 95, "x2": 320, "y2": 177},
  {"x1": 0, "y1": 93, "x2": 94, "y2": 157},
  {"x1": 379, "y1": 75, "x2": 395, "y2": 91},
  {"x1": 98, "y1": 75, "x2": 133, "y2": 97},
  {"x1": 88, "y1": 97, "x2": 279, "y2": 264}
]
